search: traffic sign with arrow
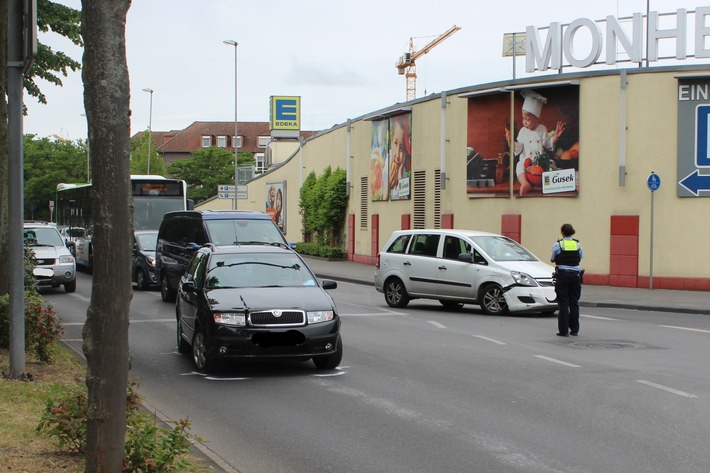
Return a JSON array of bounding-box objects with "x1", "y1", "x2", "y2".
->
[{"x1": 679, "y1": 170, "x2": 710, "y2": 196}]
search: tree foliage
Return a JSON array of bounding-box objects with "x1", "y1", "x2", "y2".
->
[
  {"x1": 130, "y1": 131, "x2": 166, "y2": 177},
  {"x1": 167, "y1": 147, "x2": 254, "y2": 204},
  {"x1": 299, "y1": 166, "x2": 346, "y2": 246},
  {"x1": 25, "y1": 0, "x2": 83, "y2": 106},
  {"x1": 23, "y1": 135, "x2": 87, "y2": 221}
]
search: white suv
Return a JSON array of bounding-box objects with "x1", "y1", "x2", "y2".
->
[
  {"x1": 23, "y1": 222, "x2": 77, "y2": 293},
  {"x1": 374, "y1": 229, "x2": 557, "y2": 315}
]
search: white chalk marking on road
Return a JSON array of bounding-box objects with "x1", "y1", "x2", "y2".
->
[
  {"x1": 313, "y1": 370, "x2": 346, "y2": 377},
  {"x1": 472, "y1": 335, "x2": 507, "y2": 345},
  {"x1": 62, "y1": 322, "x2": 83, "y2": 326},
  {"x1": 205, "y1": 376, "x2": 250, "y2": 381},
  {"x1": 428, "y1": 320, "x2": 447, "y2": 329},
  {"x1": 581, "y1": 314, "x2": 617, "y2": 321},
  {"x1": 659, "y1": 325, "x2": 710, "y2": 333},
  {"x1": 636, "y1": 380, "x2": 698, "y2": 398},
  {"x1": 534, "y1": 355, "x2": 581, "y2": 368},
  {"x1": 61, "y1": 338, "x2": 83, "y2": 342}
]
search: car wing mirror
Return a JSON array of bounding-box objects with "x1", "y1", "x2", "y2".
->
[
  {"x1": 321, "y1": 279, "x2": 337, "y2": 290},
  {"x1": 181, "y1": 281, "x2": 197, "y2": 292},
  {"x1": 457, "y1": 253, "x2": 474, "y2": 263}
]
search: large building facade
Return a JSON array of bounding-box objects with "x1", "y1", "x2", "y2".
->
[{"x1": 209, "y1": 7, "x2": 710, "y2": 291}]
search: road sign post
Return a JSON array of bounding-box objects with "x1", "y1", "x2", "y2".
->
[{"x1": 647, "y1": 172, "x2": 661, "y2": 290}]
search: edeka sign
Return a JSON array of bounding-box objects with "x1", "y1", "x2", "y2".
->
[
  {"x1": 270, "y1": 96, "x2": 300, "y2": 130},
  {"x1": 542, "y1": 168, "x2": 576, "y2": 194},
  {"x1": 526, "y1": 7, "x2": 710, "y2": 73}
]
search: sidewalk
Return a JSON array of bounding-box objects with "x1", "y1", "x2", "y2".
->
[{"x1": 303, "y1": 256, "x2": 710, "y2": 316}]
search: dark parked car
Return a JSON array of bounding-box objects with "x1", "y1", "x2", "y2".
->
[
  {"x1": 157, "y1": 210, "x2": 290, "y2": 303},
  {"x1": 132, "y1": 229, "x2": 158, "y2": 290},
  {"x1": 176, "y1": 244, "x2": 342, "y2": 373}
]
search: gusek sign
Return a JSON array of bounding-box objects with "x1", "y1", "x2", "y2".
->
[{"x1": 525, "y1": 6, "x2": 710, "y2": 72}]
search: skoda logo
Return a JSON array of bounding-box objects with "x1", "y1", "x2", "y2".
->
[{"x1": 273, "y1": 310, "x2": 282, "y2": 318}]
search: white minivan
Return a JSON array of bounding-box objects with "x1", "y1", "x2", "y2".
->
[{"x1": 374, "y1": 229, "x2": 558, "y2": 315}]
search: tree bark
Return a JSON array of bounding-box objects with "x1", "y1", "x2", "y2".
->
[{"x1": 80, "y1": 0, "x2": 132, "y2": 471}]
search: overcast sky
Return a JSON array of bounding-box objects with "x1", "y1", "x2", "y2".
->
[{"x1": 24, "y1": 0, "x2": 702, "y2": 141}]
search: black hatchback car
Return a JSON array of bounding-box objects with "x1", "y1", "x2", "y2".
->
[
  {"x1": 176, "y1": 244, "x2": 342, "y2": 373},
  {"x1": 132, "y1": 229, "x2": 159, "y2": 290}
]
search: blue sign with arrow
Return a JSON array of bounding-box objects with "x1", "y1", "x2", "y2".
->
[{"x1": 679, "y1": 170, "x2": 710, "y2": 196}]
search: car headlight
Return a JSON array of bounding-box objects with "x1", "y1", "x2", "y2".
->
[
  {"x1": 59, "y1": 255, "x2": 75, "y2": 264},
  {"x1": 511, "y1": 271, "x2": 538, "y2": 287},
  {"x1": 214, "y1": 312, "x2": 246, "y2": 326},
  {"x1": 307, "y1": 310, "x2": 334, "y2": 324}
]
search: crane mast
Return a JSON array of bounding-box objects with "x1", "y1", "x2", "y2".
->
[{"x1": 395, "y1": 25, "x2": 461, "y2": 101}]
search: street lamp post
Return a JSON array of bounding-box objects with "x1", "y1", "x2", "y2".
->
[
  {"x1": 223, "y1": 39, "x2": 238, "y2": 210},
  {"x1": 142, "y1": 88, "x2": 154, "y2": 175}
]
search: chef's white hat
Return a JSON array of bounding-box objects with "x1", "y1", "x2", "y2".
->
[{"x1": 521, "y1": 89, "x2": 547, "y2": 118}]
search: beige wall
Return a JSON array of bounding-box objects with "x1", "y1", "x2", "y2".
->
[{"x1": 224, "y1": 68, "x2": 710, "y2": 282}]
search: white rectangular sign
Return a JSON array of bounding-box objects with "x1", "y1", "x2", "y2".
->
[{"x1": 542, "y1": 168, "x2": 576, "y2": 194}]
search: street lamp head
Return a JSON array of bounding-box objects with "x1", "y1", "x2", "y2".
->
[
  {"x1": 223, "y1": 39, "x2": 238, "y2": 46},
  {"x1": 142, "y1": 88, "x2": 153, "y2": 94}
]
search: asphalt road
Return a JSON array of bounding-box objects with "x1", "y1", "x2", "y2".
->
[{"x1": 45, "y1": 272, "x2": 710, "y2": 473}]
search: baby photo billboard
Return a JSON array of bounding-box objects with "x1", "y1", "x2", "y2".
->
[
  {"x1": 370, "y1": 113, "x2": 412, "y2": 201},
  {"x1": 466, "y1": 85, "x2": 579, "y2": 198}
]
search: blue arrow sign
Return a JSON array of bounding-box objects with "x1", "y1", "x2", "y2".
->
[
  {"x1": 647, "y1": 173, "x2": 661, "y2": 191},
  {"x1": 679, "y1": 170, "x2": 710, "y2": 196}
]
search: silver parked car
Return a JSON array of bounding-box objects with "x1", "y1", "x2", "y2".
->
[
  {"x1": 23, "y1": 221, "x2": 77, "y2": 293},
  {"x1": 374, "y1": 229, "x2": 557, "y2": 315}
]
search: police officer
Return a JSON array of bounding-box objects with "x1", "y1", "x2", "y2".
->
[{"x1": 551, "y1": 223, "x2": 583, "y2": 337}]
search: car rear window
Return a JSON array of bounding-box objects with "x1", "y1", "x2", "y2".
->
[{"x1": 205, "y1": 219, "x2": 286, "y2": 246}]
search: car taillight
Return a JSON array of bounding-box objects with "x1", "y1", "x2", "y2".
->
[{"x1": 376, "y1": 253, "x2": 380, "y2": 269}]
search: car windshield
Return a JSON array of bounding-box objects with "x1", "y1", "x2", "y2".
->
[
  {"x1": 24, "y1": 227, "x2": 64, "y2": 247},
  {"x1": 205, "y1": 253, "x2": 316, "y2": 289},
  {"x1": 205, "y1": 219, "x2": 286, "y2": 246},
  {"x1": 471, "y1": 236, "x2": 538, "y2": 262},
  {"x1": 136, "y1": 232, "x2": 158, "y2": 251}
]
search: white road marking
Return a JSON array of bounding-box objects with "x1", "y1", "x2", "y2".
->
[
  {"x1": 340, "y1": 311, "x2": 407, "y2": 316},
  {"x1": 533, "y1": 355, "x2": 581, "y2": 368},
  {"x1": 205, "y1": 376, "x2": 250, "y2": 381},
  {"x1": 428, "y1": 320, "x2": 447, "y2": 329},
  {"x1": 472, "y1": 335, "x2": 507, "y2": 345},
  {"x1": 636, "y1": 380, "x2": 698, "y2": 398},
  {"x1": 313, "y1": 370, "x2": 346, "y2": 377},
  {"x1": 581, "y1": 314, "x2": 617, "y2": 321},
  {"x1": 130, "y1": 318, "x2": 174, "y2": 323},
  {"x1": 61, "y1": 338, "x2": 83, "y2": 342},
  {"x1": 659, "y1": 325, "x2": 710, "y2": 333},
  {"x1": 62, "y1": 322, "x2": 83, "y2": 326},
  {"x1": 69, "y1": 293, "x2": 91, "y2": 303}
]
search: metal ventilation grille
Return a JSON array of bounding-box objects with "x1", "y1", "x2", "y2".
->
[
  {"x1": 360, "y1": 176, "x2": 368, "y2": 230},
  {"x1": 434, "y1": 169, "x2": 441, "y2": 229},
  {"x1": 413, "y1": 170, "x2": 426, "y2": 229}
]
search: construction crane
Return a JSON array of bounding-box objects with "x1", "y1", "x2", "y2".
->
[{"x1": 396, "y1": 25, "x2": 461, "y2": 101}]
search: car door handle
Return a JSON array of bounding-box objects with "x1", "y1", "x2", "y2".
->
[
  {"x1": 438, "y1": 266, "x2": 447, "y2": 270},
  {"x1": 403, "y1": 261, "x2": 412, "y2": 266}
]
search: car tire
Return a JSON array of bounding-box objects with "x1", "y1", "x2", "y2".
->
[
  {"x1": 384, "y1": 277, "x2": 410, "y2": 308},
  {"x1": 440, "y1": 300, "x2": 464, "y2": 310},
  {"x1": 192, "y1": 326, "x2": 218, "y2": 373},
  {"x1": 135, "y1": 268, "x2": 149, "y2": 291},
  {"x1": 160, "y1": 274, "x2": 177, "y2": 303},
  {"x1": 479, "y1": 284, "x2": 508, "y2": 315},
  {"x1": 176, "y1": 314, "x2": 190, "y2": 354},
  {"x1": 313, "y1": 335, "x2": 343, "y2": 370},
  {"x1": 64, "y1": 279, "x2": 77, "y2": 293}
]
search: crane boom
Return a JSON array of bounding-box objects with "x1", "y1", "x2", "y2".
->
[{"x1": 396, "y1": 25, "x2": 461, "y2": 101}]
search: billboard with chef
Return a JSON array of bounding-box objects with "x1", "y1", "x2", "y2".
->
[{"x1": 466, "y1": 85, "x2": 580, "y2": 198}]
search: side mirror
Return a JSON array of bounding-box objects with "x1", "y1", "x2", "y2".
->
[
  {"x1": 181, "y1": 281, "x2": 197, "y2": 293},
  {"x1": 321, "y1": 279, "x2": 337, "y2": 290},
  {"x1": 457, "y1": 253, "x2": 473, "y2": 263}
]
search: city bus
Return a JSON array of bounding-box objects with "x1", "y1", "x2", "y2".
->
[{"x1": 55, "y1": 175, "x2": 191, "y2": 271}]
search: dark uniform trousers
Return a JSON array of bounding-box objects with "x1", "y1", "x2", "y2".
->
[{"x1": 556, "y1": 270, "x2": 581, "y2": 334}]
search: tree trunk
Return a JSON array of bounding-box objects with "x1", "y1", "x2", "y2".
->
[
  {"x1": 0, "y1": 0, "x2": 9, "y2": 296},
  {"x1": 80, "y1": 0, "x2": 132, "y2": 471}
]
